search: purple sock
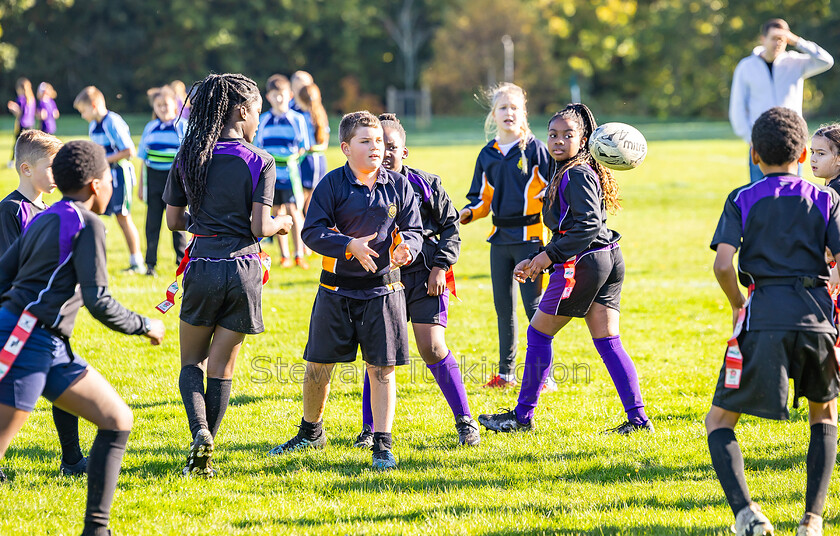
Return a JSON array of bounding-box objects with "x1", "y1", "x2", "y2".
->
[
  {"x1": 514, "y1": 326, "x2": 554, "y2": 423},
  {"x1": 362, "y1": 370, "x2": 373, "y2": 429},
  {"x1": 593, "y1": 335, "x2": 647, "y2": 425},
  {"x1": 427, "y1": 352, "x2": 471, "y2": 418}
]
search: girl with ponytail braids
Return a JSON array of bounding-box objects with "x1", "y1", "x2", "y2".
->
[
  {"x1": 478, "y1": 103, "x2": 653, "y2": 436},
  {"x1": 163, "y1": 73, "x2": 292, "y2": 477}
]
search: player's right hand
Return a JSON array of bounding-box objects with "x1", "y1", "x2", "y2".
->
[
  {"x1": 145, "y1": 318, "x2": 165, "y2": 345},
  {"x1": 459, "y1": 208, "x2": 472, "y2": 224},
  {"x1": 347, "y1": 233, "x2": 380, "y2": 273},
  {"x1": 513, "y1": 259, "x2": 531, "y2": 283},
  {"x1": 275, "y1": 215, "x2": 293, "y2": 236}
]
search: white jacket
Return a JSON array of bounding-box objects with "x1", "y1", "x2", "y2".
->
[{"x1": 729, "y1": 40, "x2": 834, "y2": 142}]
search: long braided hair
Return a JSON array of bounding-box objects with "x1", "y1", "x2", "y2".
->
[
  {"x1": 546, "y1": 103, "x2": 621, "y2": 214},
  {"x1": 173, "y1": 73, "x2": 260, "y2": 210}
]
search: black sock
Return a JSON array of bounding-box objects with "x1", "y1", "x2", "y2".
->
[
  {"x1": 82, "y1": 429, "x2": 130, "y2": 535},
  {"x1": 299, "y1": 418, "x2": 322, "y2": 441},
  {"x1": 708, "y1": 428, "x2": 751, "y2": 516},
  {"x1": 205, "y1": 377, "x2": 232, "y2": 439},
  {"x1": 372, "y1": 432, "x2": 392, "y2": 453},
  {"x1": 806, "y1": 423, "x2": 837, "y2": 515},
  {"x1": 52, "y1": 405, "x2": 83, "y2": 465},
  {"x1": 179, "y1": 365, "x2": 207, "y2": 439}
]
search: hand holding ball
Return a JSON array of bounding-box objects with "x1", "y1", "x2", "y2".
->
[{"x1": 588, "y1": 122, "x2": 647, "y2": 171}]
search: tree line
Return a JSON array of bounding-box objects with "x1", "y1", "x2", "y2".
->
[{"x1": 1, "y1": 0, "x2": 839, "y2": 119}]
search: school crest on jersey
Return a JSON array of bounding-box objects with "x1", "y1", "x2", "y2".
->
[{"x1": 387, "y1": 203, "x2": 397, "y2": 218}]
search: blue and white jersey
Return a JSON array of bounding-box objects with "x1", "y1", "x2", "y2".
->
[
  {"x1": 254, "y1": 109, "x2": 308, "y2": 188},
  {"x1": 137, "y1": 118, "x2": 186, "y2": 171},
  {"x1": 89, "y1": 111, "x2": 134, "y2": 161}
]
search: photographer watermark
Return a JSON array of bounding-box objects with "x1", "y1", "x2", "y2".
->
[{"x1": 249, "y1": 354, "x2": 591, "y2": 386}]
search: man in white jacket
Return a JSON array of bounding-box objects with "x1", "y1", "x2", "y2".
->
[{"x1": 729, "y1": 18, "x2": 833, "y2": 182}]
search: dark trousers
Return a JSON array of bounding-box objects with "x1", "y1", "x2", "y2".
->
[
  {"x1": 144, "y1": 167, "x2": 186, "y2": 268},
  {"x1": 490, "y1": 242, "x2": 543, "y2": 375}
]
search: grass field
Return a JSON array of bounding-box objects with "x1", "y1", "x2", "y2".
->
[{"x1": 0, "y1": 117, "x2": 835, "y2": 535}]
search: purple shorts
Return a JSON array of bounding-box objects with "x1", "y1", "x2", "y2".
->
[{"x1": 539, "y1": 243, "x2": 623, "y2": 318}]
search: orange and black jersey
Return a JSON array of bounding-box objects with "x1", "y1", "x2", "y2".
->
[
  {"x1": 462, "y1": 136, "x2": 551, "y2": 245},
  {"x1": 302, "y1": 163, "x2": 423, "y2": 299}
]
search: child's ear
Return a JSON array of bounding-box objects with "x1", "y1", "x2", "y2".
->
[
  {"x1": 340, "y1": 141, "x2": 351, "y2": 157},
  {"x1": 403, "y1": 147, "x2": 409, "y2": 160},
  {"x1": 750, "y1": 145, "x2": 760, "y2": 165},
  {"x1": 18, "y1": 162, "x2": 31, "y2": 177},
  {"x1": 798, "y1": 147, "x2": 807, "y2": 164}
]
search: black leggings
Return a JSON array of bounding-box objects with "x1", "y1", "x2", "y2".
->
[
  {"x1": 490, "y1": 242, "x2": 543, "y2": 376},
  {"x1": 144, "y1": 167, "x2": 187, "y2": 268}
]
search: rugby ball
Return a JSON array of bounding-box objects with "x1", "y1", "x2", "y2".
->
[{"x1": 588, "y1": 122, "x2": 647, "y2": 171}]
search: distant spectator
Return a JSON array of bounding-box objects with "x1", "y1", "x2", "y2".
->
[{"x1": 729, "y1": 18, "x2": 833, "y2": 183}]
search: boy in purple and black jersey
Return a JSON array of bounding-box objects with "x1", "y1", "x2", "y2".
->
[
  {"x1": 269, "y1": 111, "x2": 422, "y2": 470},
  {"x1": 0, "y1": 140, "x2": 164, "y2": 535},
  {"x1": 707, "y1": 107, "x2": 840, "y2": 535}
]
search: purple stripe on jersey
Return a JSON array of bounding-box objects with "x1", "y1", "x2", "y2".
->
[
  {"x1": 16, "y1": 202, "x2": 35, "y2": 231},
  {"x1": 555, "y1": 170, "x2": 571, "y2": 224},
  {"x1": 735, "y1": 175, "x2": 832, "y2": 228},
  {"x1": 406, "y1": 172, "x2": 432, "y2": 204},
  {"x1": 25, "y1": 200, "x2": 84, "y2": 265},
  {"x1": 213, "y1": 141, "x2": 265, "y2": 194}
]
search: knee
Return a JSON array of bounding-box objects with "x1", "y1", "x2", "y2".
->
[
  {"x1": 419, "y1": 341, "x2": 449, "y2": 365},
  {"x1": 104, "y1": 402, "x2": 133, "y2": 431}
]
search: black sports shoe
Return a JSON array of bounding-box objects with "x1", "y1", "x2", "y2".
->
[
  {"x1": 184, "y1": 429, "x2": 214, "y2": 477},
  {"x1": 145, "y1": 266, "x2": 157, "y2": 277},
  {"x1": 604, "y1": 420, "x2": 654, "y2": 435},
  {"x1": 455, "y1": 415, "x2": 481, "y2": 446},
  {"x1": 477, "y1": 409, "x2": 532, "y2": 433},
  {"x1": 371, "y1": 450, "x2": 397, "y2": 470},
  {"x1": 353, "y1": 424, "x2": 374, "y2": 450},
  {"x1": 59, "y1": 456, "x2": 87, "y2": 476},
  {"x1": 0, "y1": 468, "x2": 6, "y2": 482},
  {"x1": 268, "y1": 430, "x2": 327, "y2": 455}
]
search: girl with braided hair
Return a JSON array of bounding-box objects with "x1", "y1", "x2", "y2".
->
[
  {"x1": 163, "y1": 73, "x2": 292, "y2": 476},
  {"x1": 478, "y1": 103, "x2": 652, "y2": 435}
]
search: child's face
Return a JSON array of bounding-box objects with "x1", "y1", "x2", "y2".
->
[
  {"x1": 547, "y1": 116, "x2": 584, "y2": 162},
  {"x1": 267, "y1": 89, "x2": 289, "y2": 112},
  {"x1": 382, "y1": 127, "x2": 407, "y2": 172},
  {"x1": 153, "y1": 96, "x2": 177, "y2": 122},
  {"x1": 76, "y1": 102, "x2": 97, "y2": 123},
  {"x1": 810, "y1": 135, "x2": 840, "y2": 180},
  {"x1": 91, "y1": 165, "x2": 114, "y2": 215},
  {"x1": 494, "y1": 93, "x2": 524, "y2": 136},
  {"x1": 342, "y1": 126, "x2": 384, "y2": 174},
  {"x1": 24, "y1": 156, "x2": 57, "y2": 195},
  {"x1": 241, "y1": 97, "x2": 263, "y2": 143}
]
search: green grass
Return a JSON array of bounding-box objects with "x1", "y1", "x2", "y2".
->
[{"x1": 0, "y1": 125, "x2": 835, "y2": 535}]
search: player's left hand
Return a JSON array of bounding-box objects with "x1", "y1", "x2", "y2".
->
[
  {"x1": 427, "y1": 266, "x2": 446, "y2": 296},
  {"x1": 524, "y1": 251, "x2": 552, "y2": 280},
  {"x1": 390, "y1": 242, "x2": 412, "y2": 269}
]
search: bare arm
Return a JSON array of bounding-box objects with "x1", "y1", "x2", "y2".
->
[
  {"x1": 713, "y1": 244, "x2": 746, "y2": 325},
  {"x1": 107, "y1": 147, "x2": 135, "y2": 164},
  {"x1": 166, "y1": 205, "x2": 189, "y2": 231},
  {"x1": 251, "y1": 202, "x2": 291, "y2": 238}
]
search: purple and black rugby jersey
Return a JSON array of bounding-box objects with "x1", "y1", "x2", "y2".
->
[
  {"x1": 0, "y1": 191, "x2": 46, "y2": 254},
  {"x1": 16, "y1": 96, "x2": 36, "y2": 129},
  {"x1": 541, "y1": 164, "x2": 619, "y2": 265},
  {"x1": 711, "y1": 173, "x2": 840, "y2": 332},
  {"x1": 0, "y1": 200, "x2": 145, "y2": 338},
  {"x1": 164, "y1": 137, "x2": 275, "y2": 259}
]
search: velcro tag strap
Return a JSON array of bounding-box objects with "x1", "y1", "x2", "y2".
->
[
  {"x1": 259, "y1": 251, "x2": 271, "y2": 285},
  {"x1": 492, "y1": 213, "x2": 541, "y2": 228},
  {"x1": 560, "y1": 256, "x2": 577, "y2": 300},
  {"x1": 445, "y1": 267, "x2": 458, "y2": 299},
  {"x1": 724, "y1": 291, "x2": 750, "y2": 389},
  {"x1": 0, "y1": 311, "x2": 38, "y2": 382},
  {"x1": 156, "y1": 281, "x2": 180, "y2": 314}
]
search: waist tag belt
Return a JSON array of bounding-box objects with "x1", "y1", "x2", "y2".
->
[
  {"x1": 492, "y1": 213, "x2": 540, "y2": 228},
  {"x1": 320, "y1": 269, "x2": 400, "y2": 290},
  {"x1": 753, "y1": 276, "x2": 823, "y2": 289}
]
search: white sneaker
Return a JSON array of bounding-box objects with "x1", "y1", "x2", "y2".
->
[
  {"x1": 734, "y1": 503, "x2": 774, "y2": 536},
  {"x1": 796, "y1": 513, "x2": 823, "y2": 536}
]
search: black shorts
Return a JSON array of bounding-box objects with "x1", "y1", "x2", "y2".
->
[
  {"x1": 273, "y1": 188, "x2": 296, "y2": 207},
  {"x1": 539, "y1": 244, "x2": 623, "y2": 318},
  {"x1": 403, "y1": 268, "x2": 450, "y2": 327},
  {"x1": 303, "y1": 287, "x2": 409, "y2": 366},
  {"x1": 180, "y1": 256, "x2": 264, "y2": 334},
  {"x1": 712, "y1": 329, "x2": 840, "y2": 420}
]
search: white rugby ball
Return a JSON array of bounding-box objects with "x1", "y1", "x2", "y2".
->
[{"x1": 588, "y1": 122, "x2": 647, "y2": 171}]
